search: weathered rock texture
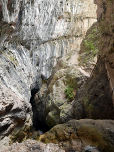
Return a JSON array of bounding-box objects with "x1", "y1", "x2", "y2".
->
[
  {"x1": 31, "y1": 21, "x2": 102, "y2": 130},
  {"x1": 38, "y1": 119, "x2": 114, "y2": 152},
  {"x1": 94, "y1": 0, "x2": 114, "y2": 64},
  {"x1": 78, "y1": 22, "x2": 101, "y2": 72},
  {"x1": 2, "y1": 119, "x2": 114, "y2": 152},
  {"x1": 0, "y1": 0, "x2": 97, "y2": 141},
  {"x1": 75, "y1": 57, "x2": 114, "y2": 119},
  {"x1": 0, "y1": 0, "x2": 97, "y2": 102},
  {"x1": 0, "y1": 79, "x2": 32, "y2": 145},
  {"x1": 0, "y1": 140, "x2": 65, "y2": 152},
  {"x1": 71, "y1": 0, "x2": 114, "y2": 129},
  {"x1": 75, "y1": 0, "x2": 114, "y2": 119},
  {"x1": 32, "y1": 49, "x2": 89, "y2": 129}
]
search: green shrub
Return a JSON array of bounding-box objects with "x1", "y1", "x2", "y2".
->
[
  {"x1": 92, "y1": 28, "x2": 97, "y2": 32},
  {"x1": 85, "y1": 40, "x2": 95, "y2": 51},
  {"x1": 66, "y1": 56, "x2": 71, "y2": 61},
  {"x1": 65, "y1": 87, "x2": 74, "y2": 102}
]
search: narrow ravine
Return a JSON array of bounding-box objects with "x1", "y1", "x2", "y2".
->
[{"x1": 0, "y1": 0, "x2": 114, "y2": 152}]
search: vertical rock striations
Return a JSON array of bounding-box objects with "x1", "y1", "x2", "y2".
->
[{"x1": 0, "y1": 0, "x2": 97, "y2": 143}]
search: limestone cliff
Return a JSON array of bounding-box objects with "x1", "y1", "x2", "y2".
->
[
  {"x1": 0, "y1": 0, "x2": 114, "y2": 151},
  {"x1": 0, "y1": 0, "x2": 97, "y2": 102},
  {"x1": 0, "y1": 0, "x2": 97, "y2": 143}
]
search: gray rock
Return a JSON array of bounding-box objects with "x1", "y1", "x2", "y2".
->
[
  {"x1": 0, "y1": 79, "x2": 32, "y2": 143},
  {"x1": 32, "y1": 51, "x2": 89, "y2": 128},
  {"x1": 0, "y1": 0, "x2": 97, "y2": 141},
  {"x1": 0, "y1": 140, "x2": 65, "y2": 152}
]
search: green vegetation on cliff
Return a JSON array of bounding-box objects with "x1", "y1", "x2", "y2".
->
[
  {"x1": 78, "y1": 22, "x2": 101, "y2": 70},
  {"x1": 64, "y1": 86, "x2": 74, "y2": 102}
]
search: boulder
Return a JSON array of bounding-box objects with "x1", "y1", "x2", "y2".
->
[{"x1": 38, "y1": 119, "x2": 114, "y2": 152}]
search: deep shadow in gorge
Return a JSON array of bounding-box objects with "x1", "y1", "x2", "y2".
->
[{"x1": 30, "y1": 88, "x2": 50, "y2": 133}]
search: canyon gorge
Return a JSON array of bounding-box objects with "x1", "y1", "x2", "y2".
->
[{"x1": 0, "y1": 0, "x2": 114, "y2": 151}]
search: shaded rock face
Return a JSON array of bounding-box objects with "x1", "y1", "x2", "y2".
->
[
  {"x1": 3, "y1": 119, "x2": 114, "y2": 152},
  {"x1": 0, "y1": 0, "x2": 97, "y2": 140},
  {"x1": 94, "y1": 0, "x2": 114, "y2": 64},
  {"x1": 72, "y1": 0, "x2": 114, "y2": 121},
  {"x1": 76, "y1": 57, "x2": 114, "y2": 119},
  {"x1": 38, "y1": 119, "x2": 114, "y2": 152}
]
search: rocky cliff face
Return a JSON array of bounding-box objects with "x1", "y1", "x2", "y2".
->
[
  {"x1": 0, "y1": 0, "x2": 97, "y2": 101},
  {"x1": 0, "y1": 0, "x2": 97, "y2": 143},
  {"x1": 94, "y1": 0, "x2": 114, "y2": 64},
  {"x1": 0, "y1": 0, "x2": 114, "y2": 151},
  {"x1": 0, "y1": 80, "x2": 32, "y2": 142},
  {"x1": 72, "y1": 0, "x2": 114, "y2": 121}
]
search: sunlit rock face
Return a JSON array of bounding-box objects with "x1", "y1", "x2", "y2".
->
[
  {"x1": 0, "y1": 0, "x2": 97, "y2": 101},
  {"x1": 0, "y1": 0, "x2": 97, "y2": 143},
  {"x1": 1, "y1": 0, "x2": 97, "y2": 43}
]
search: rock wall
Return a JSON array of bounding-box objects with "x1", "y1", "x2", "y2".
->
[
  {"x1": 76, "y1": 57, "x2": 114, "y2": 119},
  {"x1": 0, "y1": 0, "x2": 97, "y2": 102},
  {"x1": 94, "y1": 0, "x2": 114, "y2": 64},
  {"x1": 71, "y1": 0, "x2": 114, "y2": 122},
  {"x1": 0, "y1": 0, "x2": 97, "y2": 143}
]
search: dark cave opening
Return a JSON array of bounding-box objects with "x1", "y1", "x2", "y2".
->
[
  {"x1": 30, "y1": 88, "x2": 50, "y2": 134},
  {"x1": 30, "y1": 88, "x2": 38, "y2": 104}
]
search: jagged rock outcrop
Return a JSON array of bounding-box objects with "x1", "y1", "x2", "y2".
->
[
  {"x1": 2, "y1": 119, "x2": 114, "y2": 152},
  {"x1": 0, "y1": 79, "x2": 32, "y2": 145},
  {"x1": 72, "y1": 0, "x2": 114, "y2": 121},
  {"x1": 0, "y1": 0, "x2": 97, "y2": 142},
  {"x1": 35, "y1": 0, "x2": 114, "y2": 129}
]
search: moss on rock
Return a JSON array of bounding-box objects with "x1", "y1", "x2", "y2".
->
[
  {"x1": 78, "y1": 22, "x2": 101, "y2": 71},
  {"x1": 37, "y1": 119, "x2": 114, "y2": 152}
]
